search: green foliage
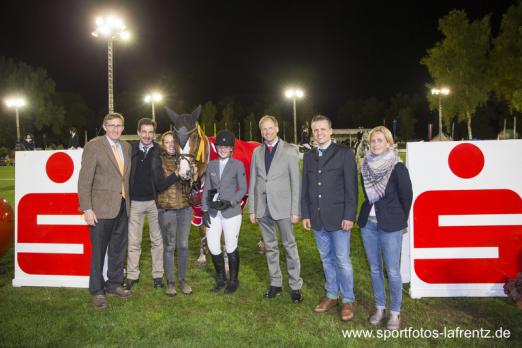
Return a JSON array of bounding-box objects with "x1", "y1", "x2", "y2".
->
[
  {"x1": 0, "y1": 147, "x2": 9, "y2": 158},
  {"x1": 421, "y1": 10, "x2": 491, "y2": 139},
  {"x1": 386, "y1": 93, "x2": 424, "y2": 141},
  {"x1": 244, "y1": 112, "x2": 257, "y2": 141},
  {"x1": 200, "y1": 101, "x2": 217, "y2": 136},
  {"x1": 0, "y1": 57, "x2": 65, "y2": 146},
  {"x1": 491, "y1": 2, "x2": 522, "y2": 113}
]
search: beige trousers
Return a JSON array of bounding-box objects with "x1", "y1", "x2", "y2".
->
[{"x1": 127, "y1": 200, "x2": 164, "y2": 279}]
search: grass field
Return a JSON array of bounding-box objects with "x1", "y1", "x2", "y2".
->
[{"x1": 0, "y1": 165, "x2": 520, "y2": 347}]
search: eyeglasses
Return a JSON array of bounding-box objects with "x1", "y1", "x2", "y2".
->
[{"x1": 106, "y1": 124, "x2": 123, "y2": 129}]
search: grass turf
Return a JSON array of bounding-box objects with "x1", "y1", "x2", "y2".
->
[{"x1": 0, "y1": 165, "x2": 520, "y2": 347}]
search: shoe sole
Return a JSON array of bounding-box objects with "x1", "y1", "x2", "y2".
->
[
  {"x1": 341, "y1": 314, "x2": 354, "y2": 321},
  {"x1": 313, "y1": 304, "x2": 339, "y2": 313},
  {"x1": 107, "y1": 292, "x2": 131, "y2": 299}
]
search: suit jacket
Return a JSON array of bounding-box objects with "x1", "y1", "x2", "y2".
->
[
  {"x1": 202, "y1": 158, "x2": 247, "y2": 218},
  {"x1": 301, "y1": 143, "x2": 358, "y2": 231},
  {"x1": 357, "y1": 162, "x2": 413, "y2": 232},
  {"x1": 68, "y1": 133, "x2": 80, "y2": 149},
  {"x1": 248, "y1": 139, "x2": 300, "y2": 220},
  {"x1": 129, "y1": 141, "x2": 159, "y2": 201},
  {"x1": 78, "y1": 136, "x2": 131, "y2": 219}
]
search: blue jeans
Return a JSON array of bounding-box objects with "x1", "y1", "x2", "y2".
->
[
  {"x1": 313, "y1": 228, "x2": 354, "y2": 303},
  {"x1": 158, "y1": 207, "x2": 192, "y2": 285},
  {"x1": 361, "y1": 219, "x2": 403, "y2": 314}
]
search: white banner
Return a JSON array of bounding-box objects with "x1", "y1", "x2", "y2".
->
[{"x1": 406, "y1": 140, "x2": 522, "y2": 298}]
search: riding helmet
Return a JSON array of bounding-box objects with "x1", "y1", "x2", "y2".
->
[{"x1": 215, "y1": 129, "x2": 235, "y2": 147}]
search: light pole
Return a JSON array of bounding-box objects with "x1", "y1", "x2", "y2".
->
[
  {"x1": 92, "y1": 15, "x2": 130, "y2": 113},
  {"x1": 144, "y1": 92, "x2": 163, "y2": 122},
  {"x1": 431, "y1": 87, "x2": 450, "y2": 140},
  {"x1": 284, "y1": 88, "x2": 304, "y2": 144},
  {"x1": 4, "y1": 96, "x2": 26, "y2": 144}
]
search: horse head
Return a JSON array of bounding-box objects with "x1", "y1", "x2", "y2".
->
[{"x1": 165, "y1": 105, "x2": 202, "y2": 149}]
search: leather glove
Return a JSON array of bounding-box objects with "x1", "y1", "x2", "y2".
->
[
  {"x1": 209, "y1": 200, "x2": 220, "y2": 210},
  {"x1": 203, "y1": 211, "x2": 211, "y2": 228},
  {"x1": 215, "y1": 200, "x2": 232, "y2": 211}
]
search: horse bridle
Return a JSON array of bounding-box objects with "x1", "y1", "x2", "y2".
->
[{"x1": 172, "y1": 125, "x2": 197, "y2": 136}]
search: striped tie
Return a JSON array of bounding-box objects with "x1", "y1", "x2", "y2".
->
[{"x1": 112, "y1": 144, "x2": 125, "y2": 198}]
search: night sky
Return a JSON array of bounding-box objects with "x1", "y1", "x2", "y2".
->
[{"x1": 0, "y1": 0, "x2": 519, "y2": 118}]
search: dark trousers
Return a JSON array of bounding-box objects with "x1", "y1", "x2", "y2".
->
[{"x1": 89, "y1": 199, "x2": 128, "y2": 295}]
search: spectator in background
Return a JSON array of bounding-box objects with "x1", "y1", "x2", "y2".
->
[
  {"x1": 68, "y1": 127, "x2": 80, "y2": 149},
  {"x1": 23, "y1": 133, "x2": 35, "y2": 151}
]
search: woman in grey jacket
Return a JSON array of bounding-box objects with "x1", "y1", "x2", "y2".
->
[{"x1": 202, "y1": 130, "x2": 247, "y2": 294}]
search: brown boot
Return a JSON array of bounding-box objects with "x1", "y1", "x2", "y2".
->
[
  {"x1": 340, "y1": 303, "x2": 354, "y2": 321},
  {"x1": 91, "y1": 294, "x2": 108, "y2": 309},
  {"x1": 313, "y1": 297, "x2": 339, "y2": 313}
]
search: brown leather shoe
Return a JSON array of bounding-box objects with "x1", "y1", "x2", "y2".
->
[
  {"x1": 340, "y1": 303, "x2": 354, "y2": 321},
  {"x1": 313, "y1": 297, "x2": 339, "y2": 313},
  {"x1": 92, "y1": 294, "x2": 108, "y2": 309},
  {"x1": 107, "y1": 286, "x2": 131, "y2": 298}
]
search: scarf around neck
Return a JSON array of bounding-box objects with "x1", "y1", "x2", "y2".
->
[{"x1": 361, "y1": 149, "x2": 400, "y2": 204}]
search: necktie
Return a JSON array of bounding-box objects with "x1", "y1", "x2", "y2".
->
[
  {"x1": 112, "y1": 144, "x2": 125, "y2": 198},
  {"x1": 267, "y1": 145, "x2": 273, "y2": 153},
  {"x1": 318, "y1": 148, "x2": 323, "y2": 157},
  {"x1": 143, "y1": 145, "x2": 150, "y2": 158}
]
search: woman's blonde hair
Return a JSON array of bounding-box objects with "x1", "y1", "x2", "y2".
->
[{"x1": 368, "y1": 126, "x2": 394, "y2": 146}]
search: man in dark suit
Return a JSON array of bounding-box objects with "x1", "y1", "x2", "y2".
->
[
  {"x1": 301, "y1": 115, "x2": 358, "y2": 321},
  {"x1": 68, "y1": 127, "x2": 80, "y2": 149},
  {"x1": 78, "y1": 112, "x2": 132, "y2": 309}
]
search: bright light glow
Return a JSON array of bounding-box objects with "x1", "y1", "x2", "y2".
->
[
  {"x1": 92, "y1": 14, "x2": 128, "y2": 40},
  {"x1": 285, "y1": 88, "x2": 305, "y2": 99},
  {"x1": 144, "y1": 92, "x2": 163, "y2": 103},
  {"x1": 4, "y1": 96, "x2": 26, "y2": 108},
  {"x1": 431, "y1": 87, "x2": 451, "y2": 96},
  {"x1": 121, "y1": 30, "x2": 131, "y2": 41}
]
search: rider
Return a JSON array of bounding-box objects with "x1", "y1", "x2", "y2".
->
[{"x1": 202, "y1": 130, "x2": 247, "y2": 294}]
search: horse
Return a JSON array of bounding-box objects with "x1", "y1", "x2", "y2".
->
[
  {"x1": 165, "y1": 106, "x2": 261, "y2": 266},
  {"x1": 165, "y1": 105, "x2": 210, "y2": 265},
  {"x1": 354, "y1": 130, "x2": 370, "y2": 169}
]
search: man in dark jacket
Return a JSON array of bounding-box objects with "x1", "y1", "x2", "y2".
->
[
  {"x1": 124, "y1": 118, "x2": 164, "y2": 290},
  {"x1": 68, "y1": 127, "x2": 80, "y2": 149},
  {"x1": 301, "y1": 115, "x2": 358, "y2": 321}
]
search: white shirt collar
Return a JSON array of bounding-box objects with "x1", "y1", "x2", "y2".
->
[
  {"x1": 318, "y1": 140, "x2": 332, "y2": 151},
  {"x1": 139, "y1": 142, "x2": 154, "y2": 151},
  {"x1": 265, "y1": 137, "x2": 279, "y2": 147},
  {"x1": 106, "y1": 136, "x2": 119, "y2": 147}
]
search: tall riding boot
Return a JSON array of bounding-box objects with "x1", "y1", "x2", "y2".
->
[
  {"x1": 224, "y1": 249, "x2": 239, "y2": 294},
  {"x1": 210, "y1": 253, "x2": 226, "y2": 293}
]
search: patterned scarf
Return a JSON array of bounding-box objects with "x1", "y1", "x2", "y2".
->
[{"x1": 361, "y1": 149, "x2": 400, "y2": 204}]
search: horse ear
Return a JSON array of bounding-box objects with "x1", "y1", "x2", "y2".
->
[
  {"x1": 191, "y1": 105, "x2": 202, "y2": 123},
  {"x1": 165, "y1": 106, "x2": 179, "y2": 124}
]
